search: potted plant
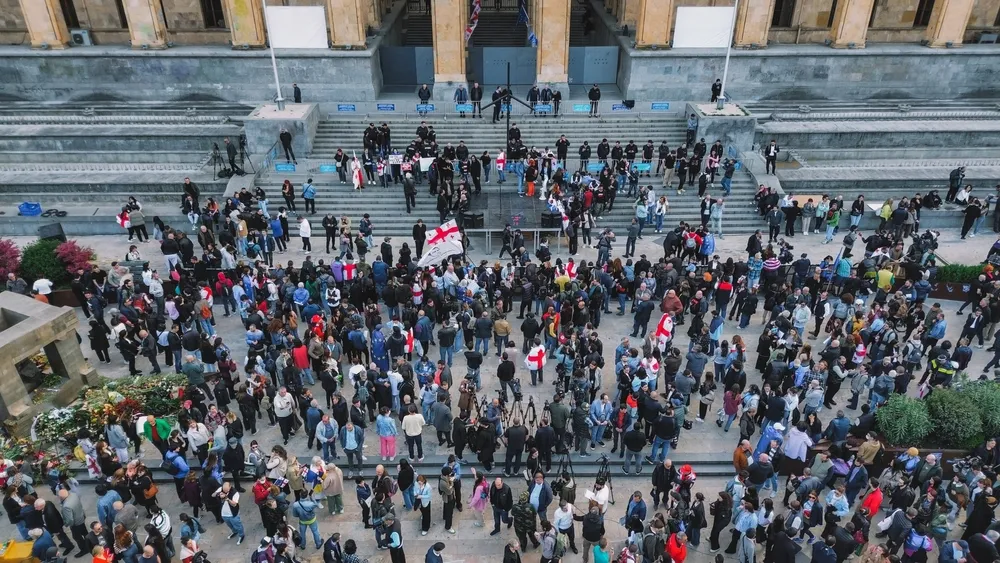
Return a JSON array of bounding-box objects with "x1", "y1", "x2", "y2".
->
[{"x1": 930, "y1": 263, "x2": 988, "y2": 300}]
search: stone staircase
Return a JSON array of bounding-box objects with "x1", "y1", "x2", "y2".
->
[
  {"x1": 254, "y1": 114, "x2": 768, "y2": 237},
  {"x1": 469, "y1": 12, "x2": 528, "y2": 46},
  {"x1": 402, "y1": 13, "x2": 432, "y2": 46}
]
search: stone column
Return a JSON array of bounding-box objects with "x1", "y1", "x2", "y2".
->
[
  {"x1": 734, "y1": 0, "x2": 776, "y2": 47},
  {"x1": 636, "y1": 0, "x2": 674, "y2": 47},
  {"x1": 327, "y1": 0, "x2": 367, "y2": 47},
  {"x1": 828, "y1": 0, "x2": 875, "y2": 48},
  {"x1": 225, "y1": 0, "x2": 266, "y2": 48},
  {"x1": 431, "y1": 0, "x2": 467, "y2": 90},
  {"x1": 122, "y1": 0, "x2": 169, "y2": 49},
  {"x1": 367, "y1": 0, "x2": 382, "y2": 30},
  {"x1": 925, "y1": 0, "x2": 975, "y2": 47},
  {"x1": 18, "y1": 0, "x2": 71, "y2": 49},
  {"x1": 622, "y1": 0, "x2": 641, "y2": 29},
  {"x1": 536, "y1": 0, "x2": 571, "y2": 90}
]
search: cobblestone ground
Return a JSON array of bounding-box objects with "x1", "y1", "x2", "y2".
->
[{"x1": 1, "y1": 223, "x2": 991, "y2": 563}]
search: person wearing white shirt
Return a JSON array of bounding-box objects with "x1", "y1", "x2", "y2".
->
[
  {"x1": 584, "y1": 480, "x2": 610, "y2": 515},
  {"x1": 552, "y1": 499, "x2": 579, "y2": 554},
  {"x1": 215, "y1": 482, "x2": 244, "y2": 544},
  {"x1": 298, "y1": 216, "x2": 312, "y2": 252},
  {"x1": 32, "y1": 278, "x2": 53, "y2": 295}
]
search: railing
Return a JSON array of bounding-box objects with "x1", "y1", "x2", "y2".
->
[
  {"x1": 405, "y1": 0, "x2": 521, "y2": 12},
  {"x1": 323, "y1": 100, "x2": 683, "y2": 120}
]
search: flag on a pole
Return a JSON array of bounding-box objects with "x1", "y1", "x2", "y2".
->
[
  {"x1": 343, "y1": 262, "x2": 357, "y2": 280},
  {"x1": 654, "y1": 313, "x2": 674, "y2": 341},
  {"x1": 418, "y1": 219, "x2": 464, "y2": 268},
  {"x1": 525, "y1": 344, "x2": 547, "y2": 371},
  {"x1": 465, "y1": 0, "x2": 482, "y2": 43},
  {"x1": 405, "y1": 328, "x2": 415, "y2": 353},
  {"x1": 517, "y1": 0, "x2": 529, "y2": 24}
]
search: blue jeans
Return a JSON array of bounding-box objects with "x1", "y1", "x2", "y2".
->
[
  {"x1": 530, "y1": 369, "x2": 541, "y2": 385},
  {"x1": 494, "y1": 335, "x2": 508, "y2": 355},
  {"x1": 637, "y1": 217, "x2": 646, "y2": 236},
  {"x1": 656, "y1": 214, "x2": 664, "y2": 231},
  {"x1": 498, "y1": 168, "x2": 506, "y2": 183},
  {"x1": 825, "y1": 224, "x2": 836, "y2": 242},
  {"x1": 650, "y1": 436, "x2": 670, "y2": 462},
  {"x1": 850, "y1": 214, "x2": 862, "y2": 227},
  {"x1": 440, "y1": 347, "x2": 453, "y2": 366},
  {"x1": 475, "y1": 337, "x2": 489, "y2": 355},
  {"x1": 402, "y1": 486, "x2": 415, "y2": 510},
  {"x1": 301, "y1": 368, "x2": 315, "y2": 385},
  {"x1": 724, "y1": 414, "x2": 736, "y2": 431},
  {"x1": 199, "y1": 319, "x2": 215, "y2": 336},
  {"x1": 721, "y1": 177, "x2": 732, "y2": 194},
  {"x1": 590, "y1": 424, "x2": 606, "y2": 446},
  {"x1": 468, "y1": 368, "x2": 481, "y2": 390},
  {"x1": 624, "y1": 450, "x2": 642, "y2": 473},
  {"x1": 492, "y1": 506, "x2": 511, "y2": 531},
  {"x1": 223, "y1": 515, "x2": 244, "y2": 539},
  {"x1": 298, "y1": 520, "x2": 322, "y2": 548},
  {"x1": 322, "y1": 441, "x2": 338, "y2": 461}
]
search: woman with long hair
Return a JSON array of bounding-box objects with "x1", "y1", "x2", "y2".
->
[
  {"x1": 415, "y1": 474, "x2": 433, "y2": 534},
  {"x1": 468, "y1": 467, "x2": 489, "y2": 527},
  {"x1": 708, "y1": 491, "x2": 734, "y2": 552},
  {"x1": 281, "y1": 180, "x2": 296, "y2": 212},
  {"x1": 113, "y1": 524, "x2": 139, "y2": 563}
]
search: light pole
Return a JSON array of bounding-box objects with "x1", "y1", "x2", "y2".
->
[
  {"x1": 718, "y1": 0, "x2": 739, "y2": 110},
  {"x1": 261, "y1": 0, "x2": 286, "y2": 110}
]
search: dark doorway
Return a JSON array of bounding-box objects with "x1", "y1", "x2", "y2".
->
[
  {"x1": 200, "y1": 0, "x2": 227, "y2": 28},
  {"x1": 58, "y1": 0, "x2": 80, "y2": 29},
  {"x1": 914, "y1": 0, "x2": 935, "y2": 27},
  {"x1": 772, "y1": 0, "x2": 796, "y2": 27}
]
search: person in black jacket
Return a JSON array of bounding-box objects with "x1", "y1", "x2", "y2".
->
[
  {"x1": 470, "y1": 82, "x2": 484, "y2": 118},
  {"x1": 709, "y1": 491, "x2": 734, "y2": 552},
  {"x1": 587, "y1": 84, "x2": 601, "y2": 117},
  {"x1": 412, "y1": 219, "x2": 427, "y2": 259},
  {"x1": 489, "y1": 476, "x2": 514, "y2": 535},
  {"x1": 651, "y1": 459, "x2": 678, "y2": 509}
]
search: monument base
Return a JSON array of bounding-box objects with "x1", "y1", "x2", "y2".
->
[
  {"x1": 685, "y1": 102, "x2": 757, "y2": 156},
  {"x1": 244, "y1": 103, "x2": 320, "y2": 161}
]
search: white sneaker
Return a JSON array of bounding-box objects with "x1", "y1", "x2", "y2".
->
[
  {"x1": 421, "y1": 531, "x2": 428, "y2": 536},
  {"x1": 448, "y1": 529, "x2": 457, "y2": 534},
  {"x1": 381, "y1": 456, "x2": 387, "y2": 462}
]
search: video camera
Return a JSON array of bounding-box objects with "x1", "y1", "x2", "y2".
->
[{"x1": 511, "y1": 378, "x2": 523, "y2": 402}]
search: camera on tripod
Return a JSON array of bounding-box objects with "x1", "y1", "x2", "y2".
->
[{"x1": 511, "y1": 378, "x2": 523, "y2": 402}]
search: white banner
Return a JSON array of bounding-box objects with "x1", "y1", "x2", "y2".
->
[
  {"x1": 417, "y1": 220, "x2": 464, "y2": 267},
  {"x1": 673, "y1": 6, "x2": 735, "y2": 48},
  {"x1": 265, "y1": 6, "x2": 328, "y2": 49}
]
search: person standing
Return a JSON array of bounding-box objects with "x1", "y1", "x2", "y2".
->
[
  {"x1": 298, "y1": 216, "x2": 312, "y2": 252},
  {"x1": 711, "y1": 79, "x2": 723, "y2": 102},
  {"x1": 58, "y1": 490, "x2": 89, "y2": 558},
  {"x1": 490, "y1": 477, "x2": 514, "y2": 536},
  {"x1": 279, "y1": 128, "x2": 297, "y2": 165},
  {"x1": 439, "y1": 467, "x2": 458, "y2": 535},
  {"x1": 302, "y1": 179, "x2": 316, "y2": 214},
  {"x1": 292, "y1": 83, "x2": 302, "y2": 103},
  {"x1": 454, "y1": 84, "x2": 469, "y2": 118},
  {"x1": 384, "y1": 514, "x2": 405, "y2": 563},
  {"x1": 587, "y1": 84, "x2": 601, "y2": 117},
  {"x1": 215, "y1": 481, "x2": 244, "y2": 545},
  {"x1": 763, "y1": 140, "x2": 779, "y2": 175},
  {"x1": 413, "y1": 219, "x2": 427, "y2": 259},
  {"x1": 470, "y1": 82, "x2": 483, "y2": 117}
]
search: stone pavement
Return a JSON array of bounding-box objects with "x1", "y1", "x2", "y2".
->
[{"x1": 1, "y1": 221, "x2": 995, "y2": 563}]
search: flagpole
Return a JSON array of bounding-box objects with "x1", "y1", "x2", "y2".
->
[
  {"x1": 261, "y1": 0, "x2": 286, "y2": 111},
  {"x1": 719, "y1": 0, "x2": 739, "y2": 110}
]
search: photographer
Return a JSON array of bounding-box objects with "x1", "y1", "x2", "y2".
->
[{"x1": 502, "y1": 417, "x2": 529, "y2": 477}]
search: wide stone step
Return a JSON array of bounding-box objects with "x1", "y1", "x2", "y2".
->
[
  {"x1": 757, "y1": 120, "x2": 1000, "y2": 149},
  {"x1": 0, "y1": 150, "x2": 210, "y2": 165}
]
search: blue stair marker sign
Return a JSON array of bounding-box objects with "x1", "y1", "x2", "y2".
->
[
  {"x1": 650, "y1": 102, "x2": 670, "y2": 110},
  {"x1": 534, "y1": 104, "x2": 552, "y2": 113},
  {"x1": 572, "y1": 103, "x2": 590, "y2": 112},
  {"x1": 318, "y1": 164, "x2": 338, "y2": 173},
  {"x1": 634, "y1": 163, "x2": 651, "y2": 172},
  {"x1": 586, "y1": 162, "x2": 604, "y2": 172},
  {"x1": 275, "y1": 163, "x2": 296, "y2": 172},
  {"x1": 501, "y1": 104, "x2": 511, "y2": 112},
  {"x1": 455, "y1": 103, "x2": 473, "y2": 112},
  {"x1": 377, "y1": 103, "x2": 396, "y2": 111},
  {"x1": 337, "y1": 104, "x2": 356, "y2": 112},
  {"x1": 611, "y1": 104, "x2": 631, "y2": 111},
  {"x1": 416, "y1": 103, "x2": 435, "y2": 112}
]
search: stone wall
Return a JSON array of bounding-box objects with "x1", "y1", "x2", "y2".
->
[
  {"x1": 620, "y1": 43, "x2": 1000, "y2": 103},
  {"x1": 76, "y1": 0, "x2": 128, "y2": 29},
  {"x1": 0, "y1": 45, "x2": 380, "y2": 102},
  {"x1": 0, "y1": 0, "x2": 26, "y2": 45}
]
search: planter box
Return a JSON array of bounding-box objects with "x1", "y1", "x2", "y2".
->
[
  {"x1": 47, "y1": 289, "x2": 80, "y2": 308},
  {"x1": 928, "y1": 281, "x2": 973, "y2": 302}
]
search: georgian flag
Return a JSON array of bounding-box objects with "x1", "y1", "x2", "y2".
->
[
  {"x1": 642, "y1": 357, "x2": 660, "y2": 375},
  {"x1": 525, "y1": 344, "x2": 547, "y2": 371},
  {"x1": 417, "y1": 219, "x2": 464, "y2": 268},
  {"x1": 404, "y1": 328, "x2": 415, "y2": 353},
  {"x1": 566, "y1": 260, "x2": 577, "y2": 280},
  {"x1": 343, "y1": 262, "x2": 357, "y2": 280},
  {"x1": 655, "y1": 313, "x2": 674, "y2": 341}
]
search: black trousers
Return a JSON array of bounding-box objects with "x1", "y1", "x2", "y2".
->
[
  {"x1": 282, "y1": 143, "x2": 296, "y2": 162},
  {"x1": 768, "y1": 225, "x2": 780, "y2": 241},
  {"x1": 765, "y1": 156, "x2": 776, "y2": 174},
  {"x1": 405, "y1": 193, "x2": 416, "y2": 213}
]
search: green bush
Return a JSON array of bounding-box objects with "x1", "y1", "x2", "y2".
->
[
  {"x1": 19, "y1": 239, "x2": 68, "y2": 288},
  {"x1": 962, "y1": 381, "x2": 1000, "y2": 439},
  {"x1": 876, "y1": 395, "x2": 932, "y2": 446},
  {"x1": 927, "y1": 388, "x2": 983, "y2": 449},
  {"x1": 936, "y1": 264, "x2": 985, "y2": 283}
]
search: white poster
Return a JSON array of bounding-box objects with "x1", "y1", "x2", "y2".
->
[
  {"x1": 673, "y1": 6, "x2": 736, "y2": 49},
  {"x1": 265, "y1": 6, "x2": 328, "y2": 49}
]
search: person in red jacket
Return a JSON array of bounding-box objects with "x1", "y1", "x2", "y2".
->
[
  {"x1": 665, "y1": 531, "x2": 688, "y2": 563},
  {"x1": 859, "y1": 478, "x2": 883, "y2": 519}
]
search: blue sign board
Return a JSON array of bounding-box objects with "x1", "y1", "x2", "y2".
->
[
  {"x1": 650, "y1": 102, "x2": 670, "y2": 111},
  {"x1": 377, "y1": 103, "x2": 396, "y2": 111},
  {"x1": 275, "y1": 163, "x2": 296, "y2": 172},
  {"x1": 501, "y1": 104, "x2": 511, "y2": 112},
  {"x1": 416, "y1": 103, "x2": 435, "y2": 112},
  {"x1": 633, "y1": 163, "x2": 651, "y2": 172},
  {"x1": 337, "y1": 104, "x2": 356, "y2": 112},
  {"x1": 572, "y1": 103, "x2": 590, "y2": 112},
  {"x1": 534, "y1": 104, "x2": 552, "y2": 113},
  {"x1": 611, "y1": 104, "x2": 631, "y2": 112},
  {"x1": 586, "y1": 163, "x2": 604, "y2": 172},
  {"x1": 318, "y1": 164, "x2": 338, "y2": 173},
  {"x1": 728, "y1": 146, "x2": 737, "y2": 158},
  {"x1": 455, "y1": 103, "x2": 473, "y2": 112}
]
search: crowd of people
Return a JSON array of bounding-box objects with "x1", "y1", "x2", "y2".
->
[{"x1": 6, "y1": 113, "x2": 1000, "y2": 563}]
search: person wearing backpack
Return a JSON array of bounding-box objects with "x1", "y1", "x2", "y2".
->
[
  {"x1": 536, "y1": 520, "x2": 559, "y2": 563},
  {"x1": 165, "y1": 444, "x2": 190, "y2": 501}
]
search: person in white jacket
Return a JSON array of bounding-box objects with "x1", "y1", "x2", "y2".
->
[
  {"x1": 298, "y1": 216, "x2": 312, "y2": 252},
  {"x1": 273, "y1": 387, "x2": 296, "y2": 444}
]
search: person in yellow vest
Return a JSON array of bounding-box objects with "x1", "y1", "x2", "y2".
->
[{"x1": 875, "y1": 266, "x2": 895, "y2": 293}]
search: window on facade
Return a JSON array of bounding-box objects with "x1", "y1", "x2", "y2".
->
[
  {"x1": 59, "y1": 0, "x2": 80, "y2": 29},
  {"x1": 771, "y1": 0, "x2": 796, "y2": 27},
  {"x1": 869, "y1": 0, "x2": 878, "y2": 27},
  {"x1": 994, "y1": 5, "x2": 1000, "y2": 26},
  {"x1": 914, "y1": 0, "x2": 935, "y2": 26},
  {"x1": 201, "y1": 0, "x2": 227, "y2": 28},
  {"x1": 114, "y1": 0, "x2": 128, "y2": 28}
]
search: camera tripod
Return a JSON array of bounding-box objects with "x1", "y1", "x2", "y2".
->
[
  {"x1": 503, "y1": 396, "x2": 539, "y2": 432},
  {"x1": 595, "y1": 453, "x2": 616, "y2": 505},
  {"x1": 239, "y1": 133, "x2": 257, "y2": 175},
  {"x1": 210, "y1": 143, "x2": 226, "y2": 180}
]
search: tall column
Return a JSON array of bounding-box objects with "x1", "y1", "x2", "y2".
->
[
  {"x1": 122, "y1": 0, "x2": 169, "y2": 49},
  {"x1": 367, "y1": 0, "x2": 382, "y2": 29},
  {"x1": 925, "y1": 0, "x2": 975, "y2": 47},
  {"x1": 828, "y1": 0, "x2": 875, "y2": 48},
  {"x1": 536, "y1": 0, "x2": 571, "y2": 88},
  {"x1": 225, "y1": 0, "x2": 266, "y2": 48},
  {"x1": 18, "y1": 0, "x2": 71, "y2": 49},
  {"x1": 636, "y1": 0, "x2": 674, "y2": 47},
  {"x1": 431, "y1": 0, "x2": 466, "y2": 87},
  {"x1": 734, "y1": 0, "x2": 776, "y2": 47},
  {"x1": 327, "y1": 0, "x2": 367, "y2": 47},
  {"x1": 622, "y1": 0, "x2": 641, "y2": 29}
]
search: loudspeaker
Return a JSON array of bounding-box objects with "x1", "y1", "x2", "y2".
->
[
  {"x1": 461, "y1": 212, "x2": 484, "y2": 229},
  {"x1": 622, "y1": 99, "x2": 635, "y2": 109},
  {"x1": 541, "y1": 212, "x2": 560, "y2": 228},
  {"x1": 38, "y1": 223, "x2": 66, "y2": 243}
]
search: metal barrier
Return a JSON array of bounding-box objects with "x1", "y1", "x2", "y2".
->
[
  {"x1": 464, "y1": 227, "x2": 565, "y2": 255},
  {"x1": 325, "y1": 100, "x2": 683, "y2": 120}
]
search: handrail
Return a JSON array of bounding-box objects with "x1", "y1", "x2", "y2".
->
[
  {"x1": 321, "y1": 100, "x2": 683, "y2": 120},
  {"x1": 253, "y1": 139, "x2": 282, "y2": 184}
]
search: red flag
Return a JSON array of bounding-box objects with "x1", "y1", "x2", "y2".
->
[
  {"x1": 405, "y1": 328, "x2": 415, "y2": 353},
  {"x1": 525, "y1": 344, "x2": 547, "y2": 371},
  {"x1": 343, "y1": 263, "x2": 357, "y2": 280},
  {"x1": 654, "y1": 313, "x2": 674, "y2": 341},
  {"x1": 566, "y1": 261, "x2": 577, "y2": 280}
]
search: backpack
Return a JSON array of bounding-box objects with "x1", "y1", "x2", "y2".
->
[
  {"x1": 906, "y1": 343, "x2": 923, "y2": 364},
  {"x1": 833, "y1": 301, "x2": 849, "y2": 319},
  {"x1": 251, "y1": 550, "x2": 261, "y2": 563},
  {"x1": 200, "y1": 304, "x2": 213, "y2": 320},
  {"x1": 164, "y1": 457, "x2": 181, "y2": 476},
  {"x1": 356, "y1": 384, "x2": 370, "y2": 405},
  {"x1": 553, "y1": 532, "x2": 568, "y2": 559},
  {"x1": 387, "y1": 477, "x2": 398, "y2": 496},
  {"x1": 685, "y1": 236, "x2": 696, "y2": 249}
]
